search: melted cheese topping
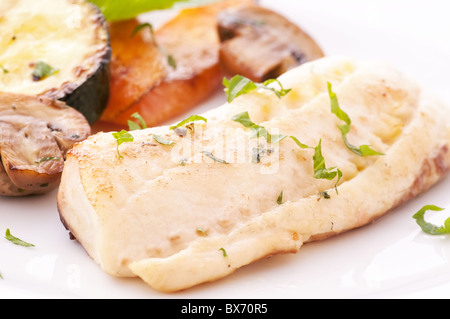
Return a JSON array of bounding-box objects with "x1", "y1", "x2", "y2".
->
[{"x1": 0, "y1": 0, "x2": 107, "y2": 96}]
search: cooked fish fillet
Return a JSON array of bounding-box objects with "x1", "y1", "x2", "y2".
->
[{"x1": 57, "y1": 56, "x2": 450, "y2": 292}]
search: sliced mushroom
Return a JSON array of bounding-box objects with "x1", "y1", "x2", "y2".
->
[
  {"x1": 0, "y1": 93, "x2": 90, "y2": 196},
  {"x1": 217, "y1": 4, "x2": 325, "y2": 82}
]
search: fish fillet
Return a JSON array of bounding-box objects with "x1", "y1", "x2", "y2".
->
[{"x1": 57, "y1": 56, "x2": 450, "y2": 292}]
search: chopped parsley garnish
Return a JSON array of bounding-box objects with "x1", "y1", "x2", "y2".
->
[
  {"x1": 413, "y1": 205, "x2": 450, "y2": 235},
  {"x1": 327, "y1": 82, "x2": 383, "y2": 157},
  {"x1": 251, "y1": 147, "x2": 273, "y2": 163},
  {"x1": 0, "y1": 65, "x2": 8, "y2": 74},
  {"x1": 169, "y1": 115, "x2": 207, "y2": 130},
  {"x1": 152, "y1": 133, "x2": 175, "y2": 146},
  {"x1": 167, "y1": 54, "x2": 177, "y2": 69},
  {"x1": 232, "y1": 111, "x2": 286, "y2": 143},
  {"x1": 89, "y1": 0, "x2": 191, "y2": 22},
  {"x1": 219, "y1": 247, "x2": 228, "y2": 257},
  {"x1": 131, "y1": 22, "x2": 154, "y2": 38},
  {"x1": 289, "y1": 135, "x2": 312, "y2": 150},
  {"x1": 201, "y1": 151, "x2": 228, "y2": 164},
  {"x1": 31, "y1": 61, "x2": 59, "y2": 81},
  {"x1": 4, "y1": 228, "x2": 35, "y2": 247},
  {"x1": 319, "y1": 191, "x2": 331, "y2": 199},
  {"x1": 127, "y1": 112, "x2": 147, "y2": 130},
  {"x1": 232, "y1": 112, "x2": 342, "y2": 193},
  {"x1": 277, "y1": 191, "x2": 283, "y2": 205},
  {"x1": 313, "y1": 139, "x2": 342, "y2": 194},
  {"x1": 131, "y1": 22, "x2": 176, "y2": 69},
  {"x1": 196, "y1": 227, "x2": 208, "y2": 236},
  {"x1": 223, "y1": 75, "x2": 291, "y2": 103},
  {"x1": 112, "y1": 130, "x2": 134, "y2": 159},
  {"x1": 34, "y1": 156, "x2": 60, "y2": 164}
]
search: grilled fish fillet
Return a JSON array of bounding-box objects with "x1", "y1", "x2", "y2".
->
[{"x1": 57, "y1": 57, "x2": 450, "y2": 292}]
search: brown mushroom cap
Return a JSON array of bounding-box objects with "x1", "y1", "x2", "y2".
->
[
  {"x1": 0, "y1": 93, "x2": 90, "y2": 196},
  {"x1": 217, "y1": 4, "x2": 325, "y2": 82}
]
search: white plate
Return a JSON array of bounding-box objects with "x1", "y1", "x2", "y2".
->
[{"x1": 1, "y1": 0, "x2": 450, "y2": 299}]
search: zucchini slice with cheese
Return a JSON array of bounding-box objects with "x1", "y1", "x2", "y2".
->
[{"x1": 0, "y1": 0, "x2": 111, "y2": 124}]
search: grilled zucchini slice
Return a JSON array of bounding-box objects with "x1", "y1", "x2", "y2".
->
[{"x1": 0, "y1": 0, "x2": 111, "y2": 124}]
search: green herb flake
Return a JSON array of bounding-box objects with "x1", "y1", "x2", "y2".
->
[
  {"x1": 232, "y1": 111, "x2": 286, "y2": 143},
  {"x1": 219, "y1": 247, "x2": 228, "y2": 257},
  {"x1": 152, "y1": 133, "x2": 175, "y2": 146},
  {"x1": 223, "y1": 76, "x2": 258, "y2": 103},
  {"x1": 233, "y1": 112, "x2": 311, "y2": 148},
  {"x1": 196, "y1": 227, "x2": 208, "y2": 236},
  {"x1": 251, "y1": 147, "x2": 273, "y2": 163},
  {"x1": 34, "y1": 156, "x2": 60, "y2": 164},
  {"x1": 223, "y1": 75, "x2": 291, "y2": 103},
  {"x1": 112, "y1": 130, "x2": 134, "y2": 159},
  {"x1": 313, "y1": 139, "x2": 342, "y2": 194},
  {"x1": 289, "y1": 136, "x2": 313, "y2": 150},
  {"x1": 201, "y1": 151, "x2": 228, "y2": 164},
  {"x1": 131, "y1": 23, "x2": 177, "y2": 70},
  {"x1": 4, "y1": 228, "x2": 35, "y2": 247},
  {"x1": 251, "y1": 147, "x2": 262, "y2": 163},
  {"x1": 131, "y1": 22, "x2": 154, "y2": 38},
  {"x1": 277, "y1": 191, "x2": 283, "y2": 205},
  {"x1": 88, "y1": 0, "x2": 192, "y2": 22},
  {"x1": 319, "y1": 191, "x2": 331, "y2": 199},
  {"x1": 169, "y1": 115, "x2": 207, "y2": 130},
  {"x1": 233, "y1": 112, "x2": 342, "y2": 193},
  {"x1": 232, "y1": 112, "x2": 342, "y2": 193},
  {"x1": 0, "y1": 65, "x2": 8, "y2": 74},
  {"x1": 262, "y1": 78, "x2": 292, "y2": 98},
  {"x1": 127, "y1": 120, "x2": 141, "y2": 131},
  {"x1": 327, "y1": 82, "x2": 383, "y2": 157},
  {"x1": 167, "y1": 54, "x2": 177, "y2": 69},
  {"x1": 32, "y1": 61, "x2": 59, "y2": 81},
  {"x1": 127, "y1": 112, "x2": 147, "y2": 131},
  {"x1": 413, "y1": 205, "x2": 450, "y2": 235}
]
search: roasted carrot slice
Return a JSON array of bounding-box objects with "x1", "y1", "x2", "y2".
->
[{"x1": 97, "y1": 0, "x2": 254, "y2": 130}]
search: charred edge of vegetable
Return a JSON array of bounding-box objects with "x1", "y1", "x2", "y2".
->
[
  {"x1": 59, "y1": 50, "x2": 111, "y2": 125},
  {"x1": 45, "y1": 3, "x2": 112, "y2": 125}
]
